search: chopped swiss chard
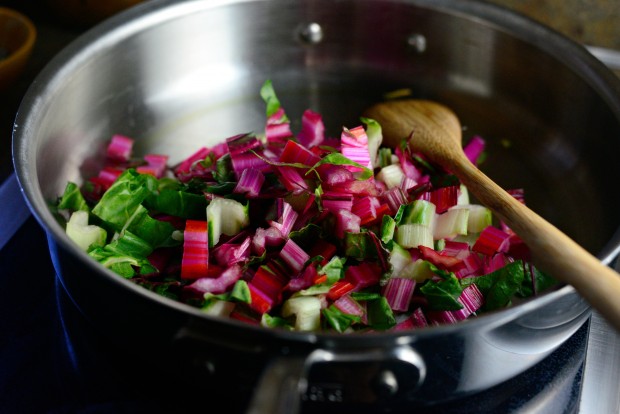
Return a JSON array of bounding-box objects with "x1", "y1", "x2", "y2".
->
[{"x1": 53, "y1": 80, "x2": 554, "y2": 333}]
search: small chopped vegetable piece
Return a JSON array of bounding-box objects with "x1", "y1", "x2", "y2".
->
[
  {"x1": 187, "y1": 264, "x2": 242, "y2": 294},
  {"x1": 233, "y1": 168, "x2": 265, "y2": 197},
  {"x1": 57, "y1": 182, "x2": 89, "y2": 212},
  {"x1": 66, "y1": 210, "x2": 107, "y2": 251},
  {"x1": 420, "y1": 273, "x2": 464, "y2": 311},
  {"x1": 434, "y1": 207, "x2": 470, "y2": 240},
  {"x1": 137, "y1": 154, "x2": 169, "y2": 178},
  {"x1": 377, "y1": 164, "x2": 405, "y2": 189},
  {"x1": 333, "y1": 294, "x2": 365, "y2": 317},
  {"x1": 367, "y1": 296, "x2": 396, "y2": 330},
  {"x1": 341, "y1": 125, "x2": 373, "y2": 172},
  {"x1": 106, "y1": 134, "x2": 134, "y2": 162},
  {"x1": 472, "y1": 225, "x2": 511, "y2": 256},
  {"x1": 280, "y1": 139, "x2": 321, "y2": 166},
  {"x1": 429, "y1": 185, "x2": 459, "y2": 214},
  {"x1": 327, "y1": 280, "x2": 355, "y2": 301},
  {"x1": 248, "y1": 283, "x2": 277, "y2": 314},
  {"x1": 280, "y1": 239, "x2": 310, "y2": 274},
  {"x1": 426, "y1": 284, "x2": 484, "y2": 325},
  {"x1": 463, "y1": 135, "x2": 486, "y2": 165},
  {"x1": 91, "y1": 169, "x2": 158, "y2": 232},
  {"x1": 202, "y1": 298, "x2": 236, "y2": 317},
  {"x1": 400, "y1": 199, "x2": 436, "y2": 226},
  {"x1": 298, "y1": 109, "x2": 325, "y2": 149},
  {"x1": 323, "y1": 305, "x2": 360, "y2": 333},
  {"x1": 207, "y1": 197, "x2": 249, "y2": 247},
  {"x1": 399, "y1": 259, "x2": 438, "y2": 282},
  {"x1": 361, "y1": 117, "x2": 383, "y2": 168},
  {"x1": 388, "y1": 242, "x2": 412, "y2": 278},
  {"x1": 461, "y1": 260, "x2": 525, "y2": 311},
  {"x1": 451, "y1": 204, "x2": 492, "y2": 233},
  {"x1": 282, "y1": 296, "x2": 322, "y2": 331},
  {"x1": 345, "y1": 262, "x2": 381, "y2": 289},
  {"x1": 396, "y1": 223, "x2": 434, "y2": 249},
  {"x1": 181, "y1": 220, "x2": 209, "y2": 279},
  {"x1": 382, "y1": 277, "x2": 416, "y2": 312}
]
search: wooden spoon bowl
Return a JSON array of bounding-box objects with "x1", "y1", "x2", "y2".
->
[{"x1": 364, "y1": 99, "x2": 620, "y2": 332}]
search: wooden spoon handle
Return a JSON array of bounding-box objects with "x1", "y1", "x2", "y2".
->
[{"x1": 453, "y1": 154, "x2": 620, "y2": 332}]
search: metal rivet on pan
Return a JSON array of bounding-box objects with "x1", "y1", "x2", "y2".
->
[
  {"x1": 372, "y1": 369, "x2": 399, "y2": 398},
  {"x1": 297, "y1": 22, "x2": 324, "y2": 45},
  {"x1": 407, "y1": 33, "x2": 427, "y2": 53}
]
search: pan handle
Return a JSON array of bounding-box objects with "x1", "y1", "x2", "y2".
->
[
  {"x1": 246, "y1": 345, "x2": 426, "y2": 414},
  {"x1": 246, "y1": 355, "x2": 307, "y2": 414},
  {"x1": 0, "y1": 173, "x2": 32, "y2": 251}
]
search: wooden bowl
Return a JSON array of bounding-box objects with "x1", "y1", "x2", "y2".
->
[{"x1": 0, "y1": 7, "x2": 36, "y2": 91}]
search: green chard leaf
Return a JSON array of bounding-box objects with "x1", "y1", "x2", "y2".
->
[
  {"x1": 461, "y1": 260, "x2": 526, "y2": 311},
  {"x1": 380, "y1": 215, "x2": 396, "y2": 244},
  {"x1": 366, "y1": 296, "x2": 396, "y2": 330},
  {"x1": 104, "y1": 230, "x2": 153, "y2": 258},
  {"x1": 230, "y1": 280, "x2": 252, "y2": 303},
  {"x1": 516, "y1": 265, "x2": 558, "y2": 298},
  {"x1": 323, "y1": 304, "x2": 361, "y2": 333},
  {"x1": 88, "y1": 246, "x2": 155, "y2": 279},
  {"x1": 350, "y1": 291, "x2": 382, "y2": 301},
  {"x1": 124, "y1": 204, "x2": 177, "y2": 248},
  {"x1": 289, "y1": 223, "x2": 322, "y2": 251},
  {"x1": 57, "y1": 181, "x2": 89, "y2": 212},
  {"x1": 91, "y1": 169, "x2": 158, "y2": 231},
  {"x1": 318, "y1": 256, "x2": 347, "y2": 284},
  {"x1": 420, "y1": 273, "x2": 464, "y2": 311},
  {"x1": 344, "y1": 232, "x2": 377, "y2": 260},
  {"x1": 261, "y1": 313, "x2": 294, "y2": 330},
  {"x1": 145, "y1": 188, "x2": 208, "y2": 219},
  {"x1": 213, "y1": 153, "x2": 236, "y2": 183},
  {"x1": 260, "y1": 79, "x2": 288, "y2": 120}
]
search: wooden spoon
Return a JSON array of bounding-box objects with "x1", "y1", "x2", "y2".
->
[{"x1": 364, "y1": 99, "x2": 620, "y2": 332}]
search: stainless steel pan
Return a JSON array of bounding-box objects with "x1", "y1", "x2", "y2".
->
[{"x1": 12, "y1": 0, "x2": 620, "y2": 411}]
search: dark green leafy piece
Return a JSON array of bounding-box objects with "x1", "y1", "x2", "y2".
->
[
  {"x1": 230, "y1": 280, "x2": 252, "y2": 303},
  {"x1": 350, "y1": 291, "x2": 382, "y2": 301},
  {"x1": 290, "y1": 223, "x2": 322, "y2": 251},
  {"x1": 516, "y1": 264, "x2": 558, "y2": 298},
  {"x1": 104, "y1": 230, "x2": 153, "y2": 258},
  {"x1": 420, "y1": 273, "x2": 464, "y2": 311},
  {"x1": 344, "y1": 231, "x2": 378, "y2": 260},
  {"x1": 261, "y1": 314, "x2": 294, "y2": 330},
  {"x1": 145, "y1": 188, "x2": 207, "y2": 219},
  {"x1": 57, "y1": 181, "x2": 89, "y2": 212},
  {"x1": 135, "y1": 278, "x2": 181, "y2": 300},
  {"x1": 323, "y1": 305, "x2": 361, "y2": 333},
  {"x1": 125, "y1": 204, "x2": 177, "y2": 248},
  {"x1": 213, "y1": 153, "x2": 236, "y2": 183},
  {"x1": 260, "y1": 79, "x2": 288, "y2": 120},
  {"x1": 88, "y1": 246, "x2": 156, "y2": 279},
  {"x1": 461, "y1": 260, "x2": 526, "y2": 311},
  {"x1": 380, "y1": 215, "x2": 396, "y2": 244},
  {"x1": 206, "y1": 182, "x2": 236, "y2": 195},
  {"x1": 318, "y1": 256, "x2": 346, "y2": 284},
  {"x1": 366, "y1": 296, "x2": 396, "y2": 330},
  {"x1": 91, "y1": 169, "x2": 158, "y2": 231}
]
